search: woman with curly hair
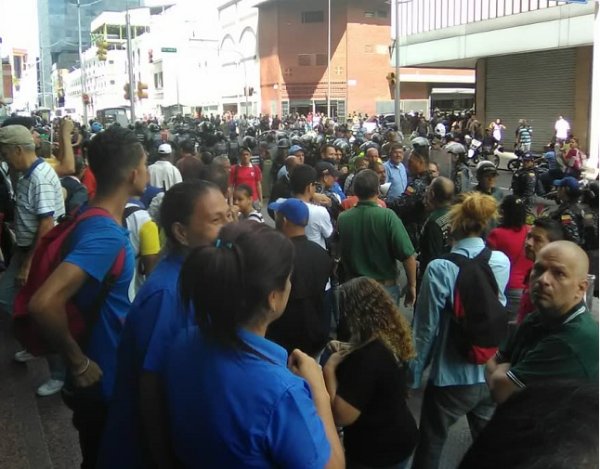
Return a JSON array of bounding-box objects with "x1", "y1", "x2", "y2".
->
[{"x1": 323, "y1": 276, "x2": 419, "y2": 469}]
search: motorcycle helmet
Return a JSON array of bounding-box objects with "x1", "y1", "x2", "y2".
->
[
  {"x1": 277, "y1": 138, "x2": 291, "y2": 149},
  {"x1": 434, "y1": 123, "x2": 446, "y2": 139},
  {"x1": 476, "y1": 160, "x2": 498, "y2": 180},
  {"x1": 242, "y1": 136, "x2": 257, "y2": 151},
  {"x1": 444, "y1": 142, "x2": 466, "y2": 155},
  {"x1": 411, "y1": 136, "x2": 431, "y2": 158}
]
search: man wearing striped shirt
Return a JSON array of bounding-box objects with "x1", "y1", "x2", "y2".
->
[{"x1": 0, "y1": 125, "x2": 65, "y2": 312}]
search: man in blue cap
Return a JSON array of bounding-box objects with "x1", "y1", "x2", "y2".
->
[
  {"x1": 266, "y1": 198, "x2": 333, "y2": 357},
  {"x1": 550, "y1": 176, "x2": 585, "y2": 245}
]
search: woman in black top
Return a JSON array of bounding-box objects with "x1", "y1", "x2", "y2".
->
[{"x1": 323, "y1": 277, "x2": 419, "y2": 468}]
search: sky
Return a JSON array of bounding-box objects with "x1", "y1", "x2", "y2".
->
[{"x1": 0, "y1": 0, "x2": 39, "y2": 55}]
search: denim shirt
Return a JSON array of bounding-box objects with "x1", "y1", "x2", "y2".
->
[
  {"x1": 384, "y1": 160, "x2": 408, "y2": 199},
  {"x1": 410, "y1": 237, "x2": 510, "y2": 388}
]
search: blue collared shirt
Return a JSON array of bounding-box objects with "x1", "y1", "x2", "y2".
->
[
  {"x1": 410, "y1": 237, "x2": 510, "y2": 388},
  {"x1": 163, "y1": 327, "x2": 331, "y2": 468},
  {"x1": 383, "y1": 160, "x2": 408, "y2": 199}
]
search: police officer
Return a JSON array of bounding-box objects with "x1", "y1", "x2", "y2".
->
[
  {"x1": 445, "y1": 142, "x2": 472, "y2": 194},
  {"x1": 511, "y1": 152, "x2": 538, "y2": 222},
  {"x1": 550, "y1": 176, "x2": 585, "y2": 246},
  {"x1": 475, "y1": 160, "x2": 503, "y2": 203},
  {"x1": 388, "y1": 137, "x2": 432, "y2": 249}
]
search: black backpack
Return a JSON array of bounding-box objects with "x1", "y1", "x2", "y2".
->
[{"x1": 443, "y1": 248, "x2": 508, "y2": 364}]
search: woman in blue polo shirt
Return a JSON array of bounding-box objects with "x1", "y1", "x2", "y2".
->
[
  {"x1": 97, "y1": 180, "x2": 231, "y2": 468},
  {"x1": 164, "y1": 221, "x2": 344, "y2": 468}
]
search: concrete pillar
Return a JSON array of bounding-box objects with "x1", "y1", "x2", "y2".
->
[
  {"x1": 589, "y1": 1, "x2": 599, "y2": 160},
  {"x1": 574, "y1": 46, "x2": 592, "y2": 154}
]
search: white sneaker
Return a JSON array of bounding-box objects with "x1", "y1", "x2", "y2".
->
[
  {"x1": 14, "y1": 350, "x2": 36, "y2": 363},
  {"x1": 36, "y1": 379, "x2": 64, "y2": 397}
]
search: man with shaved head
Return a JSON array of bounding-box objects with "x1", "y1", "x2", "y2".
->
[
  {"x1": 419, "y1": 176, "x2": 455, "y2": 277},
  {"x1": 486, "y1": 241, "x2": 598, "y2": 404}
]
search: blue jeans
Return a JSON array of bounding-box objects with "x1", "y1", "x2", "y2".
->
[
  {"x1": 384, "y1": 284, "x2": 401, "y2": 306},
  {"x1": 0, "y1": 248, "x2": 27, "y2": 315},
  {"x1": 411, "y1": 383, "x2": 495, "y2": 469}
]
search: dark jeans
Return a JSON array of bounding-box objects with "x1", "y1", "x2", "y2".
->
[
  {"x1": 411, "y1": 383, "x2": 495, "y2": 469},
  {"x1": 62, "y1": 388, "x2": 108, "y2": 469}
]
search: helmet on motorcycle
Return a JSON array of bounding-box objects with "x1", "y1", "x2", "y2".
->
[
  {"x1": 476, "y1": 161, "x2": 498, "y2": 180},
  {"x1": 445, "y1": 142, "x2": 466, "y2": 155},
  {"x1": 411, "y1": 136, "x2": 430, "y2": 158}
]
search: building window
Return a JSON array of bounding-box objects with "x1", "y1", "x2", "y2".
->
[
  {"x1": 364, "y1": 11, "x2": 375, "y2": 18},
  {"x1": 108, "y1": 60, "x2": 114, "y2": 64},
  {"x1": 298, "y1": 54, "x2": 312, "y2": 66},
  {"x1": 154, "y1": 72, "x2": 163, "y2": 89},
  {"x1": 315, "y1": 54, "x2": 327, "y2": 66},
  {"x1": 301, "y1": 10, "x2": 324, "y2": 23},
  {"x1": 110, "y1": 80, "x2": 115, "y2": 85}
]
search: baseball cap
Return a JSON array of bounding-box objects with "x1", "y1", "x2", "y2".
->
[
  {"x1": 315, "y1": 161, "x2": 340, "y2": 178},
  {"x1": 288, "y1": 145, "x2": 303, "y2": 156},
  {"x1": 553, "y1": 176, "x2": 580, "y2": 192},
  {"x1": 158, "y1": 143, "x2": 172, "y2": 154},
  {"x1": 0, "y1": 125, "x2": 35, "y2": 146},
  {"x1": 268, "y1": 198, "x2": 309, "y2": 227}
]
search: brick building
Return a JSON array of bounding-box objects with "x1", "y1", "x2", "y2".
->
[{"x1": 257, "y1": 0, "x2": 395, "y2": 118}]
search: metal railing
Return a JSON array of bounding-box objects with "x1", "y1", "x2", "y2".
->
[{"x1": 398, "y1": 0, "x2": 568, "y2": 37}]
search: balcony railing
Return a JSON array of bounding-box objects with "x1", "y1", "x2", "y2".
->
[{"x1": 397, "y1": 0, "x2": 568, "y2": 37}]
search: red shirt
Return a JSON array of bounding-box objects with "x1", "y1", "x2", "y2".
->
[
  {"x1": 229, "y1": 164, "x2": 262, "y2": 201},
  {"x1": 487, "y1": 225, "x2": 533, "y2": 290},
  {"x1": 341, "y1": 196, "x2": 386, "y2": 211},
  {"x1": 81, "y1": 167, "x2": 97, "y2": 201}
]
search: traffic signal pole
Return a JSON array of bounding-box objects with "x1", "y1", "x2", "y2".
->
[{"x1": 126, "y1": 8, "x2": 136, "y2": 123}]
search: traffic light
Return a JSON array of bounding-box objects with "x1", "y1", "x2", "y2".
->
[
  {"x1": 386, "y1": 72, "x2": 396, "y2": 86},
  {"x1": 137, "y1": 82, "x2": 148, "y2": 100},
  {"x1": 124, "y1": 83, "x2": 131, "y2": 101},
  {"x1": 96, "y1": 40, "x2": 108, "y2": 61}
]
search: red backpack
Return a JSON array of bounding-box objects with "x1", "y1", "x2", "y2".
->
[
  {"x1": 443, "y1": 248, "x2": 509, "y2": 364},
  {"x1": 13, "y1": 208, "x2": 125, "y2": 356}
]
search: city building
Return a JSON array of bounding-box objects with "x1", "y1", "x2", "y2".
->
[
  {"x1": 394, "y1": 0, "x2": 596, "y2": 153},
  {"x1": 37, "y1": 0, "x2": 142, "y2": 108}
]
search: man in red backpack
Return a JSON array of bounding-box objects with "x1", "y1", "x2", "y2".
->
[
  {"x1": 28, "y1": 126, "x2": 146, "y2": 468},
  {"x1": 410, "y1": 193, "x2": 510, "y2": 469}
]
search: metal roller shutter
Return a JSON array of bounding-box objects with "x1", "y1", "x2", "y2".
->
[{"x1": 485, "y1": 49, "x2": 576, "y2": 152}]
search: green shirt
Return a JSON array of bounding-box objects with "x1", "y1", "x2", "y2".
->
[
  {"x1": 498, "y1": 303, "x2": 599, "y2": 388},
  {"x1": 337, "y1": 200, "x2": 415, "y2": 282}
]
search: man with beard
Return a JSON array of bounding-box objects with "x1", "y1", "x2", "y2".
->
[{"x1": 485, "y1": 241, "x2": 598, "y2": 404}]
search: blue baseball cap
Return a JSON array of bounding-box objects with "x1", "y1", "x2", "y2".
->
[
  {"x1": 553, "y1": 176, "x2": 580, "y2": 192},
  {"x1": 268, "y1": 198, "x2": 309, "y2": 227},
  {"x1": 288, "y1": 145, "x2": 304, "y2": 156}
]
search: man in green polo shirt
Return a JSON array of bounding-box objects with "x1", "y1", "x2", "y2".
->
[
  {"x1": 337, "y1": 169, "x2": 417, "y2": 307},
  {"x1": 486, "y1": 241, "x2": 598, "y2": 404}
]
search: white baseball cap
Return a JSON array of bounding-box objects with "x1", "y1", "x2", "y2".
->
[{"x1": 158, "y1": 143, "x2": 172, "y2": 154}]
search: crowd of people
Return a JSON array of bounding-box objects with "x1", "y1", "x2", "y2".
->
[{"x1": 0, "y1": 110, "x2": 598, "y2": 469}]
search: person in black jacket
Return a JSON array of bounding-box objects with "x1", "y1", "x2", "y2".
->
[{"x1": 267, "y1": 198, "x2": 332, "y2": 357}]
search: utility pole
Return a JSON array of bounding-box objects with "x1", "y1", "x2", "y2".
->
[
  {"x1": 126, "y1": 8, "x2": 136, "y2": 122},
  {"x1": 394, "y1": 0, "x2": 401, "y2": 129},
  {"x1": 77, "y1": 0, "x2": 88, "y2": 124},
  {"x1": 327, "y1": 0, "x2": 331, "y2": 119}
]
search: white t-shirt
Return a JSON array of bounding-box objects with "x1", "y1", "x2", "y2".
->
[
  {"x1": 148, "y1": 160, "x2": 182, "y2": 191},
  {"x1": 555, "y1": 119, "x2": 570, "y2": 141},
  {"x1": 304, "y1": 202, "x2": 333, "y2": 250}
]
